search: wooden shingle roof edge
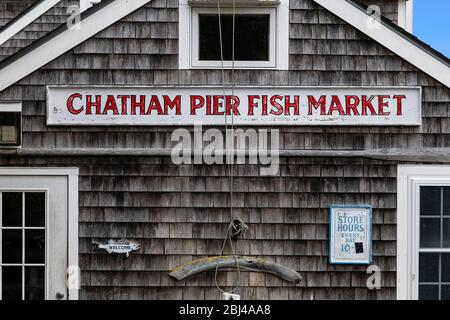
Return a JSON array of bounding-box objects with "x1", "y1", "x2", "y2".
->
[
  {"x1": 349, "y1": 0, "x2": 450, "y2": 67},
  {"x1": 0, "y1": 0, "x2": 448, "y2": 93},
  {"x1": 313, "y1": 0, "x2": 450, "y2": 88},
  {"x1": 0, "y1": 0, "x2": 153, "y2": 93}
]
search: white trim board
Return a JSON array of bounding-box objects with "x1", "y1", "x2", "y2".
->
[
  {"x1": 0, "y1": 167, "x2": 79, "y2": 300},
  {"x1": 0, "y1": 0, "x2": 62, "y2": 47},
  {"x1": 398, "y1": 0, "x2": 413, "y2": 33},
  {"x1": 0, "y1": 102, "x2": 21, "y2": 112},
  {"x1": 397, "y1": 165, "x2": 450, "y2": 300},
  {"x1": 313, "y1": 0, "x2": 450, "y2": 89},
  {"x1": 0, "y1": 0, "x2": 152, "y2": 93},
  {"x1": 178, "y1": 0, "x2": 289, "y2": 70}
]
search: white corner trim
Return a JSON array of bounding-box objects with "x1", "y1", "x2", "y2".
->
[
  {"x1": 0, "y1": 0, "x2": 152, "y2": 93},
  {"x1": 277, "y1": 0, "x2": 289, "y2": 70},
  {"x1": 0, "y1": 0, "x2": 62, "y2": 47},
  {"x1": 405, "y1": 0, "x2": 413, "y2": 33},
  {"x1": 398, "y1": 0, "x2": 413, "y2": 33},
  {"x1": 397, "y1": 165, "x2": 450, "y2": 300},
  {"x1": 178, "y1": 1, "x2": 189, "y2": 69},
  {"x1": 313, "y1": 0, "x2": 450, "y2": 89},
  {"x1": 67, "y1": 170, "x2": 79, "y2": 300}
]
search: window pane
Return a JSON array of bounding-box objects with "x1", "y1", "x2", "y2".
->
[
  {"x1": 0, "y1": 112, "x2": 21, "y2": 146},
  {"x1": 442, "y1": 285, "x2": 450, "y2": 300},
  {"x1": 420, "y1": 218, "x2": 441, "y2": 248},
  {"x1": 2, "y1": 266, "x2": 22, "y2": 300},
  {"x1": 420, "y1": 186, "x2": 441, "y2": 216},
  {"x1": 2, "y1": 192, "x2": 22, "y2": 227},
  {"x1": 444, "y1": 218, "x2": 450, "y2": 248},
  {"x1": 199, "y1": 14, "x2": 270, "y2": 61},
  {"x1": 443, "y1": 187, "x2": 450, "y2": 216},
  {"x1": 25, "y1": 267, "x2": 45, "y2": 300},
  {"x1": 2, "y1": 229, "x2": 22, "y2": 263},
  {"x1": 25, "y1": 230, "x2": 45, "y2": 264},
  {"x1": 442, "y1": 254, "x2": 450, "y2": 282},
  {"x1": 419, "y1": 285, "x2": 439, "y2": 300},
  {"x1": 419, "y1": 253, "x2": 439, "y2": 282},
  {"x1": 25, "y1": 192, "x2": 45, "y2": 227}
]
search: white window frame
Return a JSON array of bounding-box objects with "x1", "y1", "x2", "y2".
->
[
  {"x1": 397, "y1": 165, "x2": 450, "y2": 300},
  {"x1": 0, "y1": 189, "x2": 49, "y2": 300},
  {"x1": 179, "y1": 0, "x2": 289, "y2": 70},
  {"x1": 0, "y1": 168, "x2": 79, "y2": 300}
]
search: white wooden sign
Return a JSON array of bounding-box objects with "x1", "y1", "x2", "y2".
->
[
  {"x1": 329, "y1": 206, "x2": 372, "y2": 265},
  {"x1": 47, "y1": 86, "x2": 421, "y2": 126}
]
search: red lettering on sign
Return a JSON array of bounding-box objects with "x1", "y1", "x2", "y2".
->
[
  {"x1": 393, "y1": 95, "x2": 406, "y2": 115},
  {"x1": 269, "y1": 95, "x2": 283, "y2": 116},
  {"x1": 190, "y1": 95, "x2": 204, "y2": 115},
  {"x1": 117, "y1": 95, "x2": 130, "y2": 115},
  {"x1": 308, "y1": 95, "x2": 326, "y2": 115},
  {"x1": 67, "y1": 93, "x2": 83, "y2": 114},
  {"x1": 212, "y1": 96, "x2": 224, "y2": 116},
  {"x1": 361, "y1": 95, "x2": 377, "y2": 115},
  {"x1": 378, "y1": 95, "x2": 391, "y2": 116},
  {"x1": 86, "y1": 95, "x2": 101, "y2": 115},
  {"x1": 163, "y1": 95, "x2": 181, "y2": 115},
  {"x1": 285, "y1": 95, "x2": 300, "y2": 115},
  {"x1": 345, "y1": 95, "x2": 360, "y2": 115},
  {"x1": 328, "y1": 95, "x2": 346, "y2": 115},
  {"x1": 131, "y1": 95, "x2": 146, "y2": 115},
  {"x1": 102, "y1": 95, "x2": 119, "y2": 115},
  {"x1": 145, "y1": 96, "x2": 162, "y2": 115},
  {"x1": 248, "y1": 95, "x2": 259, "y2": 116},
  {"x1": 226, "y1": 96, "x2": 240, "y2": 116}
]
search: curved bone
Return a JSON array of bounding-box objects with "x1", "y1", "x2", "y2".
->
[{"x1": 169, "y1": 256, "x2": 302, "y2": 283}]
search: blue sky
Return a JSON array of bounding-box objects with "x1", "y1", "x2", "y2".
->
[{"x1": 414, "y1": 0, "x2": 450, "y2": 58}]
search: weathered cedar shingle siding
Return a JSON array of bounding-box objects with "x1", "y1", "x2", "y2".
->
[
  {"x1": 0, "y1": 0, "x2": 37, "y2": 27},
  {"x1": 0, "y1": 0, "x2": 449, "y2": 299},
  {"x1": 0, "y1": 0, "x2": 79, "y2": 62}
]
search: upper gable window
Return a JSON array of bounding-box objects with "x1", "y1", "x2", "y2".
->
[{"x1": 179, "y1": 0, "x2": 289, "y2": 70}]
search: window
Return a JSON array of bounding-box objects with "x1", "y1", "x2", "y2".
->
[
  {"x1": 0, "y1": 102, "x2": 21, "y2": 148},
  {"x1": 397, "y1": 166, "x2": 450, "y2": 300},
  {"x1": 179, "y1": 0, "x2": 289, "y2": 69},
  {"x1": 192, "y1": 7, "x2": 275, "y2": 68},
  {"x1": 0, "y1": 192, "x2": 47, "y2": 300},
  {"x1": 418, "y1": 186, "x2": 450, "y2": 300}
]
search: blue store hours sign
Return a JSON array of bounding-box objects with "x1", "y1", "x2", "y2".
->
[{"x1": 329, "y1": 205, "x2": 372, "y2": 265}]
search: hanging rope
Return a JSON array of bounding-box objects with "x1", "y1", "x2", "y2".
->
[{"x1": 214, "y1": 0, "x2": 242, "y2": 295}]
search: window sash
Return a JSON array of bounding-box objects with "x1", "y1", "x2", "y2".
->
[
  {"x1": 415, "y1": 182, "x2": 450, "y2": 300},
  {"x1": 191, "y1": 7, "x2": 277, "y2": 68},
  {"x1": 0, "y1": 191, "x2": 48, "y2": 300}
]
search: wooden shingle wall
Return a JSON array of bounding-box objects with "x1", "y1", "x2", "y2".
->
[
  {"x1": 0, "y1": 0, "x2": 37, "y2": 27},
  {"x1": 0, "y1": 155, "x2": 397, "y2": 300},
  {"x1": 0, "y1": 0, "x2": 79, "y2": 62},
  {"x1": 0, "y1": 0, "x2": 448, "y2": 299}
]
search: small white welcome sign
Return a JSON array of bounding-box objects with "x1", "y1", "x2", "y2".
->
[{"x1": 329, "y1": 206, "x2": 372, "y2": 265}]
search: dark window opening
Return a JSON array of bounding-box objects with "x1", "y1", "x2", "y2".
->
[
  {"x1": 199, "y1": 14, "x2": 270, "y2": 61},
  {"x1": 0, "y1": 112, "x2": 21, "y2": 147}
]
